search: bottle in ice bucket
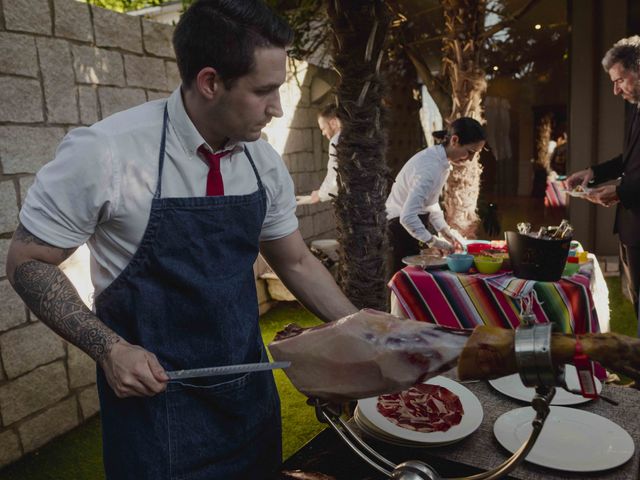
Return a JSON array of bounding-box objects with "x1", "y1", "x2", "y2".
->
[
  {"x1": 517, "y1": 222, "x2": 531, "y2": 235},
  {"x1": 550, "y1": 219, "x2": 572, "y2": 239},
  {"x1": 506, "y1": 219, "x2": 575, "y2": 281}
]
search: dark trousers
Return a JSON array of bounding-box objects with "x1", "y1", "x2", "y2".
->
[
  {"x1": 619, "y1": 242, "x2": 640, "y2": 336},
  {"x1": 388, "y1": 214, "x2": 433, "y2": 277}
]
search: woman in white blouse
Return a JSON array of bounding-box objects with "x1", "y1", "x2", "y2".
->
[{"x1": 386, "y1": 117, "x2": 486, "y2": 274}]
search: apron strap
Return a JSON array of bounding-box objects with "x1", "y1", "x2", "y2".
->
[
  {"x1": 154, "y1": 104, "x2": 170, "y2": 200},
  {"x1": 243, "y1": 146, "x2": 266, "y2": 197}
]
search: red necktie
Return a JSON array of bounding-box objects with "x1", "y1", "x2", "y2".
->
[{"x1": 198, "y1": 146, "x2": 230, "y2": 196}]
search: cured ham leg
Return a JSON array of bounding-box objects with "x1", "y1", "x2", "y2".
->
[
  {"x1": 458, "y1": 326, "x2": 640, "y2": 383},
  {"x1": 270, "y1": 310, "x2": 640, "y2": 402},
  {"x1": 269, "y1": 309, "x2": 469, "y2": 402}
]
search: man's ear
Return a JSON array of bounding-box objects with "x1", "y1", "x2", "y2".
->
[
  {"x1": 449, "y1": 134, "x2": 459, "y2": 146},
  {"x1": 195, "y1": 67, "x2": 221, "y2": 100}
]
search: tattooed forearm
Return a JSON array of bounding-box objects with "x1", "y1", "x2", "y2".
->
[{"x1": 12, "y1": 260, "x2": 120, "y2": 364}]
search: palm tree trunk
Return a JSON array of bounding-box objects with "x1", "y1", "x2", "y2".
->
[
  {"x1": 532, "y1": 113, "x2": 552, "y2": 197},
  {"x1": 327, "y1": 0, "x2": 390, "y2": 310},
  {"x1": 440, "y1": 0, "x2": 487, "y2": 237}
]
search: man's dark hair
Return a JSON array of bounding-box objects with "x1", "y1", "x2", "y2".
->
[
  {"x1": 602, "y1": 36, "x2": 640, "y2": 75},
  {"x1": 318, "y1": 103, "x2": 338, "y2": 120},
  {"x1": 444, "y1": 117, "x2": 486, "y2": 146},
  {"x1": 173, "y1": 0, "x2": 293, "y2": 89},
  {"x1": 431, "y1": 130, "x2": 447, "y2": 145}
]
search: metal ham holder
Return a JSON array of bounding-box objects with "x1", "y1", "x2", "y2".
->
[{"x1": 310, "y1": 320, "x2": 566, "y2": 480}]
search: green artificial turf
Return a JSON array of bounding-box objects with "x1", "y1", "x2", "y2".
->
[
  {"x1": 0, "y1": 283, "x2": 635, "y2": 479},
  {"x1": 605, "y1": 276, "x2": 636, "y2": 337},
  {"x1": 259, "y1": 303, "x2": 326, "y2": 459},
  {"x1": 0, "y1": 416, "x2": 104, "y2": 480}
]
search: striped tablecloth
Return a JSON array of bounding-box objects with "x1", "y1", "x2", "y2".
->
[
  {"x1": 545, "y1": 179, "x2": 569, "y2": 208},
  {"x1": 388, "y1": 260, "x2": 602, "y2": 335}
]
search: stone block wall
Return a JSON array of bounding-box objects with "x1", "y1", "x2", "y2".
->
[
  {"x1": 263, "y1": 60, "x2": 338, "y2": 243},
  {"x1": 0, "y1": 0, "x2": 178, "y2": 467},
  {"x1": 0, "y1": 0, "x2": 336, "y2": 467},
  {"x1": 257, "y1": 60, "x2": 339, "y2": 309}
]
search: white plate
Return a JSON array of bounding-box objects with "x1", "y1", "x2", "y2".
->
[
  {"x1": 402, "y1": 254, "x2": 448, "y2": 269},
  {"x1": 489, "y1": 364, "x2": 602, "y2": 405},
  {"x1": 357, "y1": 376, "x2": 483, "y2": 444},
  {"x1": 563, "y1": 187, "x2": 592, "y2": 198},
  {"x1": 494, "y1": 406, "x2": 634, "y2": 472}
]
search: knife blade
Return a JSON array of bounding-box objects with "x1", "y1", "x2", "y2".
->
[{"x1": 166, "y1": 361, "x2": 291, "y2": 381}]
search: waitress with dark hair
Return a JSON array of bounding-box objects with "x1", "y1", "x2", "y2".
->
[{"x1": 387, "y1": 117, "x2": 486, "y2": 274}]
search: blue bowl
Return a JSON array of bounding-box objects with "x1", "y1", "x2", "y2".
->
[{"x1": 447, "y1": 253, "x2": 474, "y2": 273}]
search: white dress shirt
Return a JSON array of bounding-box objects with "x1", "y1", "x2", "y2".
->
[
  {"x1": 20, "y1": 87, "x2": 298, "y2": 295},
  {"x1": 386, "y1": 144, "x2": 451, "y2": 243},
  {"x1": 317, "y1": 132, "x2": 340, "y2": 201}
]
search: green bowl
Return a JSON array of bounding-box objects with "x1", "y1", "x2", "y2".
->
[
  {"x1": 562, "y1": 262, "x2": 580, "y2": 276},
  {"x1": 473, "y1": 255, "x2": 503, "y2": 274}
]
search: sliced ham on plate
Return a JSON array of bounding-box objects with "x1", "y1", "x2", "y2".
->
[{"x1": 377, "y1": 384, "x2": 464, "y2": 433}]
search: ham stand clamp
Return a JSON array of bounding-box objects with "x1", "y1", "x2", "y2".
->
[{"x1": 310, "y1": 323, "x2": 563, "y2": 480}]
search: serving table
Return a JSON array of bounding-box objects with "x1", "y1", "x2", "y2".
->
[
  {"x1": 389, "y1": 256, "x2": 609, "y2": 334},
  {"x1": 277, "y1": 380, "x2": 640, "y2": 480}
]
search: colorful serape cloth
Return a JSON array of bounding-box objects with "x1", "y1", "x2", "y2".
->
[
  {"x1": 388, "y1": 261, "x2": 605, "y2": 379},
  {"x1": 388, "y1": 262, "x2": 600, "y2": 335}
]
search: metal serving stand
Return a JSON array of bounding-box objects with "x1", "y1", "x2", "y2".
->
[{"x1": 310, "y1": 322, "x2": 569, "y2": 480}]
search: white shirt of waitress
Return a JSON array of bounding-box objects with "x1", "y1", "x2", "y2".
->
[
  {"x1": 386, "y1": 144, "x2": 451, "y2": 244},
  {"x1": 386, "y1": 136, "x2": 485, "y2": 247}
]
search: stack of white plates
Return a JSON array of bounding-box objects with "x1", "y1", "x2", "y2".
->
[{"x1": 354, "y1": 376, "x2": 483, "y2": 447}]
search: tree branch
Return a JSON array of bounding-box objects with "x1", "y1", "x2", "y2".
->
[
  {"x1": 404, "y1": 45, "x2": 452, "y2": 120},
  {"x1": 405, "y1": 35, "x2": 445, "y2": 47}
]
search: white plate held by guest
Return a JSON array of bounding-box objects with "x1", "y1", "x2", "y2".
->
[
  {"x1": 494, "y1": 406, "x2": 634, "y2": 472},
  {"x1": 357, "y1": 376, "x2": 483, "y2": 445},
  {"x1": 488, "y1": 364, "x2": 602, "y2": 405},
  {"x1": 563, "y1": 186, "x2": 592, "y2": 198}
]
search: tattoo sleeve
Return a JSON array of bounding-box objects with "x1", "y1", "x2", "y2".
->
[
  {"x1": 10, "y1": 225, "x2": 120, "y2": 364},
  {"x1": 13, "y1": 261, "x2": 120, "y2": 363}
]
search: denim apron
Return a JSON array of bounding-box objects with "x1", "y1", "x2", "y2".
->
[{"x1": 94, "y1": 105, "x2": 281, "y2": 479}]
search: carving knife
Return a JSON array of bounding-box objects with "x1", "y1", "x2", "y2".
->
[{"x1": 166, "y1": 361, "x2": 291, "y2": 381}]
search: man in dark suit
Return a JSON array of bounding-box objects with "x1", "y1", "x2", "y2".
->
[{"x1": 568, "y1": 36, "x2": 640, "y2": 334}]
